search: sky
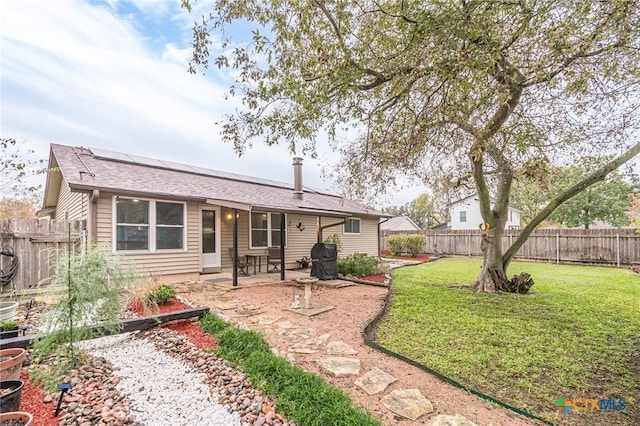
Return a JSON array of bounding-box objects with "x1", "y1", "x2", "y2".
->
[{"x1": 0, "y1": 0, "x2": 423, "y2": 207}]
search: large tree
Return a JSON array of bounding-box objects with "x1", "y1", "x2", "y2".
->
[
  {"x1": 385, "y1": 193, "x2": 448, "y2": 229},
  {"x1": 549, "y1": 166, "x2": 636, "y2": 229},
  {"x1": 511, "y1": 162, "x2": 638, "y2": 228},
  {"x1": 184, "y1": 0, "x2": 640, "y2": 292}
]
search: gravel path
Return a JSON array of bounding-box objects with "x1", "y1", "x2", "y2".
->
[{"x1": 80, "y1": 333, "x2": 244, "y2": 426}]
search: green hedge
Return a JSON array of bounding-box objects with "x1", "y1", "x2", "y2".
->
[
  {"x1": 337, "y1": 252, "x2": 379, "y2": 277},
  {"x1": 387, "y1": 234, "x2": 426, "y2": 257}
]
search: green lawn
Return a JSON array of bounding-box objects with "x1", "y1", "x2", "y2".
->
[{"x1": 376, "y1": 258, "x2": 639, "y2": 425}]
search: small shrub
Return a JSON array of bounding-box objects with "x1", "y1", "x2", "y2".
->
[
  {"x1": 337, "y1": 253, "x2": 378, "y2": 277},
  {"x1": 405, "y1": 234, "x2": 426, "y2": 257},
  {"x1": 387, "y1": 234, "x2": 408, "y2": 255},
  {"x1": 1, "y1": 320, "x2": 18, "y2": 331},
  {"x1": 146, "y1": 284, "x2": 176, "y2": 305}
]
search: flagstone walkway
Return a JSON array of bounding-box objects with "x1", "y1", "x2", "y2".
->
[{"x1": 172, "y1": 279, "x2": 542, "y2": 426}]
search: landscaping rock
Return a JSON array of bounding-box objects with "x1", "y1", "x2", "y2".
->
[
  {"x1": 325, "y1": 340, "x2": 358, "y2": 355},
  {"x1": 424, "y1": 414, "x2": 479, "y2": 426},
  {"x1": 316, "y1": 357, "x2": 361, "y2": 377},
  {"x1": 354, "y1": 367, "x2": 396, "y2": 395},
  {"x1": 381, "y1": 388, "x2": 434, "y2": 421}
]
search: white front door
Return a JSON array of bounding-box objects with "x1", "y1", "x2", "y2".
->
[{"x1": 201, "y1": 208, "x2": 220, "y2": 269}]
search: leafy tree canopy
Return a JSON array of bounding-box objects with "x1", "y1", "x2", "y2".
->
[
  {"x1": 1, "y1": 138, "x2": 46, "y2": 202},
  {"x1": 511, "y1": 162, "x2": 638, "y2": 228},
  {"x1": 549, "y1": 165, "x2": 637, "y2": 229},
  {"x1": 184, "y1": 0, "x2": 640, "y2": 291},
  {"x1": 384, "y1": 192, "x2": 448, "y2": 229}
]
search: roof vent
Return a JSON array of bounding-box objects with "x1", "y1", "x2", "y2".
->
[{"x1": 293, "y1": 157, "x2": 304, "y2": 200}]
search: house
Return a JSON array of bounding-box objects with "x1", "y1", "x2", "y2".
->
[
  {"x1": 448, "y1": 194, "x2": 521, "y2": 230},
  {"x1": 40, "y1": 144, "x2": 388, "y2": 283},
  {"x1": 380, "y1": 216, "x2": 421, "y2": 232}
]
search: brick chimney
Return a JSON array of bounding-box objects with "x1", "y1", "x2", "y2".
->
[{"x1": 293, "y1": 157, "x2": 303, "y2": 200}]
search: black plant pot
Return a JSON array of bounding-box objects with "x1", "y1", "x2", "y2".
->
[
  {"x1": 0, "y1": 328, "x2": 19, "y2": 340},
  {"x1": 0, "y1": 379, "x2": 24, "y2": 412}
]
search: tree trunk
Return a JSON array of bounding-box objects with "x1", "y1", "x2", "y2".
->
[{"x1": 474, "y1": 227, "x2": 508, "y2": 292}]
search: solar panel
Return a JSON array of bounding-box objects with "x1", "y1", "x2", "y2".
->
[{"x1": 89, "y1": 146, "x2": 336, "y2": 195}]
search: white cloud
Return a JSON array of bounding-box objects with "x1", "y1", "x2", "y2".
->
[{"x1": 1, "y1": 0, "x2": 420, "y2": 205}]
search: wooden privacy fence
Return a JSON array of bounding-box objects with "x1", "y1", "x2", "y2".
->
[
  {"x1": 380, "y1": 228, "x2": 640, "y2": 267},
  {"x1": 1, "y1": 219, "x2": 85, "y2": 293}
]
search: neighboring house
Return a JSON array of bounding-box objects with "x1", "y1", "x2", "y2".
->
[
  {"x1": 40, "y1": 144, "x2": 388, "y2": 282},
  {"x1": 448, "y1": 194, "x2": 522, "y2": 230},
  {"x1": 380, "y1": 216, "x2": 421, "y2": 232}
]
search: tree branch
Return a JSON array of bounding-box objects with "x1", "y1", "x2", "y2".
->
[{"x1": 503, "y1": 140, "x2": 640, "y2": 267}]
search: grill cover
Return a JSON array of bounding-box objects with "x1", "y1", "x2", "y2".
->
[{"x1": 310, "y1": 242, "x2": 338, "y2": 280}]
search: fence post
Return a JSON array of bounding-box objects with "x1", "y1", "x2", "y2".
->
[
  {"x1": 556, "y1": 233, "x2": 560, "y2": 264},
  {"x1": 434, "y1": 233, "x2": 438, "y2": 254},
  {"x1": 467, "y1": 233, "x2": 471, "y2": 257},
  {"x1": 616, "y1": 233, "x2": 620, "y2": 268}
]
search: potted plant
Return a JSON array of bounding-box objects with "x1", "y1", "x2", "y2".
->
[
  {"x1": 0, "y1": 320, "x2": 19, "y2": 340},
  {"x1": 0, "y1": 379, "x2": 24, "y2": 413},
  {"x1": 0, "y1": 348, "x2": 27, "y2": 381},
  {"x1": 0, "y1": 301, "x2": 18, "y2": 322},
  {"x1": 0, "y1": 411, "x2": 33, "y2": 426}
]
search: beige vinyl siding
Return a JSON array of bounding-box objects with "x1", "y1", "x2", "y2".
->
[
  {"x1": 96, "y1": 194, "x2": 200, "y2": 276},
  {"x1": 56, "y1": 180, "x2": 88, "y2": 220},
  {"x1": 322, "y1": 216, "x2": 379, "y2": 257},
  {"x1": 282, "y1": 214, "x2": 317, "y2": 262}
]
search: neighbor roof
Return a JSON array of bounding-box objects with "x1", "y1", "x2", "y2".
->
[
  {"x1": 43, "y1": 144, "x2": 387, "y2": 218},
  {"x1": 380, "y1": 216, "x2": 421, "y2": 231}
]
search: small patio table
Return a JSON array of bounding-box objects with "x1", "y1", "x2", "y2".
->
[{"x1": 244, "y1": 254, "x2": 262, "y2": 275}]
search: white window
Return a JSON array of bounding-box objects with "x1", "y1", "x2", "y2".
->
[
  {"x1": 250, "y1": 212, "x2": 286, "y2": 248},
  {"x1": 460, "y1": 211, "x2": 467, "y2": 222},
  {"x1": 114, "y1": 197, "x2": 185, "y2": 252},
  {"x1": 344, "y1": 217, "x2": 361, "y2": 234}
]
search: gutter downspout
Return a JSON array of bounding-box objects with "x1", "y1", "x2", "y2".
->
[{"x1": 318, "y1": 220, "x2": 346, "y2": 243}]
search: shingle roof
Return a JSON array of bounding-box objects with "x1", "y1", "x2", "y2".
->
[
  {"x1": 49, "y1": 144, "x2": 386, "y2": 218},
  {"x1": 380, "y1": 216, "x2": 421, "y2": 231}
]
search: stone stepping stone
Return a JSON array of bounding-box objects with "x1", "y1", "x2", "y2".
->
[
  {"x1": 291, "y1": 328, "x2": 316, "y2": 338},
  {"x1": 354, "y1": 367, "x2": 396, "y2": 395},
  {"x1": 316, "y1": 357, "x2": 361, "y2": 377},
  {"x1": 303, "y1": 333, "x2": 330, "y2": 346},
  {"x1": 290, "y1": 333, "x2": 330, "y2": 354},
  {"x1": 425, "y1": 414, "x2": 478, "y2": 426},
  {"x1": 256, "y1": 314, "x2": 283, "y2": 325},
  {"x1": 275, "y1": 320, "x2": 298, "y2": 329},
  {"x1": 290, "y1": 347, "x2": 319, "y2": 354},
  {"x1": 325, "y1": 341, "x2": 358, "y2": 356},
  {"x1": 381, "y1": 389, "x2": 434, "y2": 421},
  {"x1": 212, "y1": 302, "x2": 239, "y2": 310}
]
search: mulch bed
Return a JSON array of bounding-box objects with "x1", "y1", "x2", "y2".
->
[
  {"x1": 18, "y1": 297, "x2": 216, "y2": 424},
  {"x1": 19, "y1": 370, "x2": 58, "y2": 426},
  {"x1": 129, "y1": 298, "x2": 217, "y2": 350},
  {"x1": 358, "y1": 274, "x2": 388, "y2": 284}
]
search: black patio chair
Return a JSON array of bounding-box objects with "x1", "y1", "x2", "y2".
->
[
  {"x1": 267, "y1": 247, "x2": 281, "y2": 273},
  {"x1": 228, "y1": 248, "x2": 251, "y2": 276}
]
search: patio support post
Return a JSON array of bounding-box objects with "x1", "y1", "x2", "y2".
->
[
  {"x1": 317, "y1": 216, "x2": 321, "y2": 243},
  {"x1": 280, "y1": 216, "x2": 285, "y2": 280},
  {"x1": 233, "y1": 208, "x2": 238, "y2": 287}
]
